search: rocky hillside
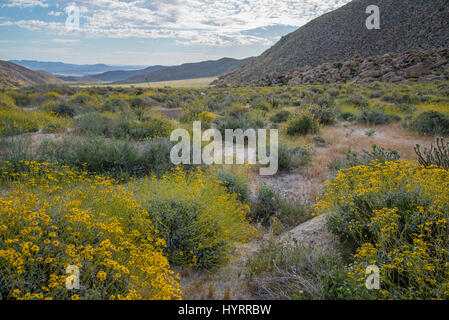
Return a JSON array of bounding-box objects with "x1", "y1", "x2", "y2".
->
[
  {"x1": 251, "y1": 48, "x2": 449, "y2": 86},
  {"x1": 119, "y1": 57, "x2": 252, "y2": 84},
  {"x1": 0, "y1": 60, "x2": 63, "y2": 88},
  {"x1": 215, "y1": 0, "x2": 449, "y2": 86}
]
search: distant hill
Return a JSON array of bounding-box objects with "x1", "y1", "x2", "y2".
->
[
  {"x1": 118, "y1": 57, "x2": 253, "y2": 84},
  {"x1": 9, "y1": 60, "x2": 146, "y2": 77},
  {"x1": 88, "y1": 65, "x2": 167, "y2": 82},
  {"x1": 215, "y1": 0, "x2": 449, "y2": 86},
  {"x1": 0, "y1": 60, "x2": 63, "y2": 88}
]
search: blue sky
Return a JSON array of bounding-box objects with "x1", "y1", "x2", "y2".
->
[{"x1": 0, "y1": 0, "x2": 351, "y2": 66}]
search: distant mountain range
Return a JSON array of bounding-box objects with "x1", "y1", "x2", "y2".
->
[
  {"x1": 9, "y1": 60, "x2": 146, "y2": 77},
  {"x1": 0, "y1": 60, "x2": 63, "y2": 88},
  {"x1": 9, "y1": 57, "x2": 253, "y2": 85},
  {"x1": 115, "y1": 57, "x2": 253, "y2": 84},
  {"x1": 215, "y1": 0, "x2": 449, "y2": 86}
]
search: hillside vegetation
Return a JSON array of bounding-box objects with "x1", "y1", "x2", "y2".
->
[
  {"x1": 0, "y1": 61, "x2": 63, "y2": 89},
  {"x1": 249, "y1": 48, "x2": 449, "y2": 87}
]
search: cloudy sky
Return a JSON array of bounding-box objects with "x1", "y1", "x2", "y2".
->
[{"x1": 0, "y1": 0, "x2": 351, "y2": 66}]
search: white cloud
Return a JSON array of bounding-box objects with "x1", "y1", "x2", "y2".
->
[
  {"x1": 3, "y1": 0, "x2": 353, "y2": 46},
  {"x1": 48, "y1": 10, "x2": 63, "y2": 16},
  {"x1": 2, "y1": 0, "x2": 48, "y2": 8},
  {"x1": 52, "y1": 38, "x2": 80, "y2": 44}
]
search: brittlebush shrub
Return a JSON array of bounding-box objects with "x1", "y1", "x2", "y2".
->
[
  {"x1": 0, "y1": 106, "x2": 71, "y2": 137},
  {"x1": 134, "y1": 168, "x2": 256, "y2": 269},
  {"x1": 286, "y1": 112, "x2": 319, "y2": 136},
  {"x1": 0, "y1": 161, "x2": 181, "y2": 300},
  {"x1": 315, "y1": 160, "x2": 449, "y2": 299}
]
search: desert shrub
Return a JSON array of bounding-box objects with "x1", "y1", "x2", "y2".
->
[
  {"x1": 41, "y1": 122, "x2": 64, "y2": 134},
  {"x1": 139, "y1": 138, "x2": 176, "y2": 176},
  {"x1": 309, "y1": 103, "x2": 336, "y2": 125},
  {"x1": 129, "y1": 117, "x2": 174, "y2": 141},
  {"x1": 329, "y1": 145, "x2": 400, "y2": 172},
  {"x1": 75, "y1": 113, "x2": 110, "y2": 136},
  {"x1": 0, "y1": 107, "x2": 70, "y2": 137},
  {"x1": 0, "y1": 92, "x2": 17, "y2": 108},
  {"x1": 70, "y1": 93, "x2": 95, "y2": 106},
  {"x1": 38, "y1": 138, "x2": 141, "y2": 179},
  {"x1": 357, "y1": 109, "x2": 391, "y2": 125},
  {"x1": 277, "y1": 199, "x2": 312, "y2": 229},
  {"x1": 286, "y1": 113, "x2": 319, "y2": 136},
  {"x1": 410, "y1": 111, "x2": 449, "y2": 136},
  {"x1": 347, "y1": 95, "x2": 369, "y2": 108},
  {"x1": 277, "y1": 145, "x2": 293, "y2": 172},
  {"x1": 414, "y1": 137, "x2": 449, "y2": 170},
  {"x1": 251, "y1": 184, "x2": 280, "y2": 225},
  {"x1": 247, "y1": 240, "x2": 365, "y2": 300},
  {"x1": 216, "y1": 171, "x2": 250, "y2": 203},
  {"x1": 270, "y1": 110, "x2": 291, "y2": 123},
  {"x1": 0, "y1": 108, "x2": 39, "y2": 136},
  {"x1": 0, "y1": 161, "x2": 181, "y2": 300},
  {"x1": 51, "y1": 103, "x2": 76, "y2": 117},
  {"x1": 0, "y1": 135, "x2": 32, "y2": 163},
  {"x1": 102, "y1": 98, "x2": 129, "y2": 112},
  {"x1": 109, "y1": 113, "x2": 133, "y2": 139},
  {"x1": 134, "y1": 168, "x2": 255, "y2": 268},
  {"x1": 313, "y1": 136, "x2": 326, "y2": 144},
  {"x1": 338, "y1": 111, "x2": 357, "y2": 122},
  {"x1": 215, "y1": 115, "x2": 265, "y2": 137},
  {"x1": 316, "y1": 160, "x2": 449, "y2": 299},
  {"x1": 276, "y1": 145, "x2": 311, "y2": 172},
  {"x1": 10, "y1": 92, "x2": 32, "y2": 107},
  {"x1": 128, "y1": 97, "x2": 146, "y2": 109}
]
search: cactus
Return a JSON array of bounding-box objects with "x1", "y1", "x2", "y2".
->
[{"x1": 414, "y1": 137, "x2": 449, "y2": 170}]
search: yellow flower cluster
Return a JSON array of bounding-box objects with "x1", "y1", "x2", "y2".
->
[
  {"x1": 134, "y1": 167, "x2": 256, "y2": 268},
  {"x1": 0, "y1": 105, "x2": 71, "y2": 136},
  {"x1": 315, "y1": 160, "x2": 449, "y2": 299},
  {"x1": 0, "y1": 161, "x2": 181, "y2": 300}
]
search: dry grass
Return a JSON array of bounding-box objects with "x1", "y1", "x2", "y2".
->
[{"x1": 79, "y1": 77, "x2": 217, "y2": 89}]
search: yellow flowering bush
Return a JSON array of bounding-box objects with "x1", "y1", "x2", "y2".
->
[
  {"x1": 0, "y1": 161, "x2": 181, "y2": 300},
  {"x1": 134, "y1": 168, "x2": 256, "y2": 268},
  {"x1": 315, "y1": 160, "x2": 449, "y2": 299},
  {"x1": 0, "y1": 106, "x2": 71, "y2": 137}
]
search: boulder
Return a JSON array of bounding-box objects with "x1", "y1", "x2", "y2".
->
[{"x1": 404, "y1": 62, "x2": 433, "y2": 78}]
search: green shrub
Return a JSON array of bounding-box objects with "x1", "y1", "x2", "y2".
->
[
  {"x1": 251, "y1": 184, "x2": 280, "y2": 225},
  {"x1": 329, "y1": 145, "x2": 400, "y2": 172},
  {"x1": 75, "y1": 113, "x2": 110, "y2": 136},
  {"x1": 270, "y1": 110, "x2": 291, "y2": 123},
  {"x1": 410, "y1": 111, "x2": 449, "y2": 136},
  {"x1": 216, "y1": 115, "x2": 265, "y2": 137},
  {"x1": 134, "y1": 169, "x2": 255, "y2": 269},
  {"x1": 309, "y1": 104, "x2": 336, "y2": 125},
  {"x1": 313, "y1": 136, "x2": 326, "y2": 144},
  {"x1": 338, "y1": 111, "x2": 357, "y2": 122},
  {"x1": 216, "y1": 171, "x2": 250, "y2": 203},
  {"x1": 38, "y1": 137, "x2": 141, "y2": 179},
  {"x1": 51, "y1": 103, "x2": 76, "y2": 117},
  {"x1": 357, "y1": 109, "x2": 390, "y2": 125},
  {"x1": 140, "y1": 138, "x2": 176, "y2": 176},
  {"x1": 143, "y1": 199, "x2": 226, "y2": 268},
  {"x1": 0, "y1": 135, "x2": 32, "y2": 164},
  {"x1": 286, "y1": 113, "x2": 319, "y2": 136}
]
